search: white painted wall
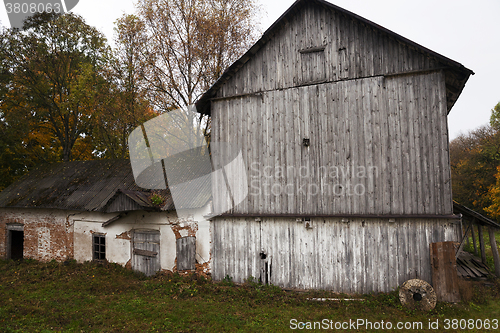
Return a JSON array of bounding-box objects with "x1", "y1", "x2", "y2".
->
[{"x1": 71, "y1": 204, "x2": 212, "y2": 273}]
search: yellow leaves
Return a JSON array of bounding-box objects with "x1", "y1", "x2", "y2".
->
[{"x1": 485, "y1": 166, "x2": 500, "y2": 220}]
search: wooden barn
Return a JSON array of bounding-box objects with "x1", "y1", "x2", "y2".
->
[{"x1": 196, "y1": 0, "x2": 474, "y2": 293}]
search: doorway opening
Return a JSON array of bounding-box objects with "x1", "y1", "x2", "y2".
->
[{"x1": 8, "y1": 230, "x2": 24, "y2": 260}]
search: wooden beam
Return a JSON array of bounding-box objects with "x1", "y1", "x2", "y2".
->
[
  {"x1": 470, "y1": 219, "x2": 478, "y2": 256},
  {"x1": 466, "y1": 229, "x2": 470, "y2": 248},
  {"x1": 488, "y1": 226, "x2": 500, "y2": 277},
  {"x1": 455, "y1": 222, "x2": 471, "y2": 258},
  {"x1": 430, "y1": 242, "x2": 461, "y2": 303},
  {"x1": 478, "y1": 224, "x2": 487, "y2": 264}
]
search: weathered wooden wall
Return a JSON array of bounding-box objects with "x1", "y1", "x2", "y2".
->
[
  {"x1": 216, "y1": 2, "x2": 441, "y2": 99},
  {"x1": 209, "y1": 2, "x2": 458, "y2": 292},
  {"x1": 212, "y1": 72, "x2": 451, "y2": 215},
  {"x1": 212, "y1": 217, "x2": 460, "y2": 293}
]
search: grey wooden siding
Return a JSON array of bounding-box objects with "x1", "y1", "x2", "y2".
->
[
  {"x1": 105, "y1": 195, "x2": 142, "y2": 213},
  {"x1": 212, "y1": 217, "x2": 460, "y2": 293},
  {"x1": 216, "y1": 3, "x2": 440, "y2": 99},
  {"x1": 176, "y1": 236, "x2": 196, "y2": 271},
  {"x1": 212, "y1": 71, "x2": 451, "y2": 216}
]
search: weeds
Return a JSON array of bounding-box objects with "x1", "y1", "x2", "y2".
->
[{"x1": 0, "y1": 259, "x2": 499, "y2": 332}]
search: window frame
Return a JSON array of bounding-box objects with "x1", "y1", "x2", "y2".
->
[{"x1": 92, "y1": 234, "x2": 106, "y2": 261}]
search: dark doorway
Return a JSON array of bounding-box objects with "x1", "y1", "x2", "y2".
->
[{"x1": 9, "y1": 230, "x2": 24, "y2": 260}]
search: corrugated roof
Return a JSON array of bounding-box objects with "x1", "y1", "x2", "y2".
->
[
  {"x1": 196, "y1": 0, "x2": 473, "y2": 115},
  {"x1": 0, "y1": 160, "x2": 211, "y2": 212}
]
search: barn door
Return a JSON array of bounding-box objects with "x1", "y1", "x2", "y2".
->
[{"x1": 132, "y1": 230, "x2": 160, "y2": 276}]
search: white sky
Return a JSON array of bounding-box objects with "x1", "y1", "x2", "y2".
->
[{"x1": 1, "y1": 0, "x2": 498, "y2": 140}]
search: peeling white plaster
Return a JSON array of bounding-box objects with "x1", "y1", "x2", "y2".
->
[{"x1": 37, "y1": 227, "x2": 51, "y2": 260}]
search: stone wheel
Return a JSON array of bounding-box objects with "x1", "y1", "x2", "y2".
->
[{"x1": 399, "y1": 279, "x2": 437, "y2": 311}]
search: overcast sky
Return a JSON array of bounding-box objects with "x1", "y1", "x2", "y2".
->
[{"x1": 1, "y1": 0, "x2": 498, "y2": 140}]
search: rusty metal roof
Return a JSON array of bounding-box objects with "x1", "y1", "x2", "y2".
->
[{"x1": 0, "y1": 160, "x2": 211, "y2": 212}]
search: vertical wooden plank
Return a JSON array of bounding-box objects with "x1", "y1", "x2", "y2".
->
[
  {"x1": 405, "y1": 77, "x2": 417, "y2": 214},
  {"x1": 364, "y1": 79, "x2": 375, "y2": 214},
  {"x1": 398, "y1": 220, "x2": 409, "y2": 285},
  {"x1": 416, "y1": 75, "x2": 430, "y2": 214},
  {"x1": 292, "y1": 88, "x2": 301, "y2": 213},
  {"x1": 438, "y1": 71, "x2": 453, "y2": 214},
  {"x1": 470, "y1": 220, "x2": 478, "y2": 256},
  {"x1": 316, "y1": 84, "x2": 327, "y2": 213},
  {"x1": 488, "y1": 226, "x2": 500, "y2": 277},
  {"x1": 407, "y1": 218, "x2": 417, "y2": 280},
  {"x1": 326, "y1": 9, "x2": 336, "y2": 81},
  {"x1": 332, "y1": 220, "x2": 339, "y2": 292},
  {"x1": 396, "y1": 76, "x2": 410, "y2": 214},
  {"x1": 308, "y1": 86, "x2": 318, "y2": 214},
  {"x1": 373, "y1": 220, "x2": 383, "y2": 292},
  {"x1": 176, "y1": 236, "x2": 196, "y2": 271},
  {"x1": 478, "y1": 224, "x2": 487, "y2": 264},
  {"x1": 387, "y1": 219, "x2": 398, "y2": 292},
  {"x1": 387, "y1": 78, "x2": 402, "y2": 214},
  {"x1": 337, "y1": 219, "x2": 346, "y2": 292},
  {"x1": 410, "y1": 76, "x2": 424, "y2": 214},
  {"x1": 363, "y1": 220, "x2": 372, "y2": 293},
  {"x1": 427, "y1": 73, "x2": 438, "y2": 214},
  {"x1": 430, "y1": 241, "x2": 460, "y2": 302},
  {"x1": 378, "y1": 77, "x2": 391, "y2": 214},
  {"x1": 351, "y1": 220, "x2": 360, "y2": 293}
]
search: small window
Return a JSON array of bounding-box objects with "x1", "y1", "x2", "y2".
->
[
  {"x1": 93, "y1": 234, "x2": 106, "y2": 260},
  {"x1": 299, "y1": 46, "x2": 326, "y2": 84}
]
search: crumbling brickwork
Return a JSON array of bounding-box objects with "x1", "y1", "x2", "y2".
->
[
  {"x1": 0, "y1": 219, "x2": 6, "y2": 258},
  {"x1": 169, "y1": 219, "x2": 198, "y2": 240},
  {"x1": 0, "y1": 208, "x2": 74, "y2": 261},
  {"x1": 115, "y1": 231, "x2": 131, "y2": 240}
]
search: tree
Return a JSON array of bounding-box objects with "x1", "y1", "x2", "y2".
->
[
  {"x1": 450, "y1": 101, "x2": 500, "y2": 220},
  {"x1": 1, "y1": 12, "x2": 110, "y2": 162},
  {"x1": 483, "y1": 102, "x2": 500, "y2": 219},
  {"x1": 490, "y1": 102, "x2": 500, "y2": 130},
  {"x1": 126, "y1": 0, "x2": 260, "y2": 151},
  {"x1": 137, "y1": 0, "x2": 260, "y2": 111},
  {"x1": 1, "y1": 23, "x2": 60, "y2": 189},
  {"x1": 450, "y1": 125, "x2": 500, "y2": 215},
  {"x1": 90, "y1": 14, "x2": 155, "y2": 159}
]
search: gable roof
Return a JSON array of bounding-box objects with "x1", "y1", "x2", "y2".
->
[
  {"x1": 196, "y1": 0, "x2": 473, "y2": 115},
  {"x1": 0, "y1": 160, "x2": 210, "y2": 213}
]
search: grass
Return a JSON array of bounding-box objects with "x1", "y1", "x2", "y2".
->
[{"x1": 0, "y1": 259, "x2": 499, "y2": 332}]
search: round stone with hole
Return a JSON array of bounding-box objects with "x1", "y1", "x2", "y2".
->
[{"x1": 399, "y1": 279, "x2": 437, "y2": 311}]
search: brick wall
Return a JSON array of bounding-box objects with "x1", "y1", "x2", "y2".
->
[{"x1": 0, "y1": 208, "x2": 74, "y2": 261}]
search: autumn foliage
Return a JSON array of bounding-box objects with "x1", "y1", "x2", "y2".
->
[
  {"x1": 450, "y1": 102, "x2": 500, "y2": 221},
  {"x1": 0, "y1": 1, "x2": 260, "y2": 190}
]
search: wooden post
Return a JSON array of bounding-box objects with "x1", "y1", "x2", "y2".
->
[
  {"x1": 464, "y1": 219, "x2": 469, "y2": 248},
  {"x1": 478, "y1": 225, "x2": 487, "y2": 264},
  {"x1": 470, "y1": 220, "x2": 478, "y2": 256},
  {"x1": 466, "y1": 229, "x2": 470, "y2": 248},
  {"x1": 487, "y1": 227, "x2": 500, "y2": 277}
]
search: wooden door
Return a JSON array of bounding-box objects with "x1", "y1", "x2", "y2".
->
[{"x1": 132, "y1": 230, "x2": 160, "y2": 276}]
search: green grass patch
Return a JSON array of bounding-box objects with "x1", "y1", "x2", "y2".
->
[{"x1": 0, "y1": 259, "x2": 499, "y2": 332}]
